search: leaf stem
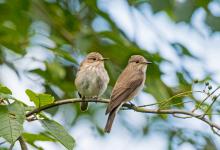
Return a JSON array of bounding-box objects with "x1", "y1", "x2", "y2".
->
[{"x1": 18, "y1": 136, "x2": 28, "y2": 150}]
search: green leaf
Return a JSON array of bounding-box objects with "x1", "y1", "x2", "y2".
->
[
  {"x1": 0, "y1": 101, "x2": 25, "y2": 143},
  {"x1": 41, "y1": 119, "x2": 75, "y2": 150},
  {"x1": 25, "y1": 89, "x2": 37, "y2": 103},
  {"x1": 25, "y1": 89, "x2": 54, "y2": 107},
  {"x1": 38, "y1": 94, "x2": 55, "y2": 106},
  {"x1": 23, "y1": 132, "x2": 56, "y2": 145},
  {"x1": 22, "y1": 132, "x2": 56, "y2": 150},
  {"x1": 0, "y1": 84, "x2": 12, "y2": 94}
]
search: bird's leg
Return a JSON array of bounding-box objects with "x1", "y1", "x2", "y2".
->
[
  {"x1": 92, "y1": 96, "x2": 98, "y2": 99},
  {"x1": 91, "y1": 96, "x2": 99, "y2": 103},
  {"x1": 128, "y1": 101, "x2": 136, "y2": 107},
  {"x1": 78, "y1": 92, "x2": 82, "y2": 99}
]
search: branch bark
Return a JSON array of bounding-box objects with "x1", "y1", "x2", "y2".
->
[{"x1": 25, "y1": 98, "x2": 220, "y2": 136}]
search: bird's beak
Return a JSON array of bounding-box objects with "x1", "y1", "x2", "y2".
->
[
  {"x1": 101, "y1": 58, "x2": 109, "y2": 61},
  {"x1": 142, "y1": 61, "x2": 152, "y2": 64}
]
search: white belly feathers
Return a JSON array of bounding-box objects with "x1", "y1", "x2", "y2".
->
[{"x1": 75, "y1": 65, "x2": 109, "y2": 97}]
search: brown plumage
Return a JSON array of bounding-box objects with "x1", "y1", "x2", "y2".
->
[
  {"x1": 104, "y1": 55, "x2": 151, "y2": 133},
  {"x1": 75, "y1": 52, "x2": 109, "y2": 111}
]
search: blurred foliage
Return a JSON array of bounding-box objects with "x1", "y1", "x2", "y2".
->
[{"x1": 0, "y1": 0, "x2": 219, "y2": 149}]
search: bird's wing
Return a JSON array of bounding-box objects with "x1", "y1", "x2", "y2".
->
[{"x1": 106, "y1": 68, "x2": 144, "y2": 114}]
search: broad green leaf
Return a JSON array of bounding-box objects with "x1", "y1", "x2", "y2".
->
[
  {"x1": 41, "y1": 119, "x2": 75, "y2": 150},
  {"x1": 0, "y1": 101, "x2": 25, "y2": 143},
  {"x1": 38, "y1": 94, "x2": 55, "y2": 106},
  {"x1": 25, "y1": 89, "x2": 54, "y2": 107},
  {"x1": 25, "y1": 89, "x2": 38, "y2": 103},
  {"x1": 23, "y1": 132, "x2": 56, "y2": 145},
  {"x1": 22, "y1": 132, "x2": 55, "y2": 150},
  {"x1": 0, "y1": 84, "x2": 12, "y2": 94}
]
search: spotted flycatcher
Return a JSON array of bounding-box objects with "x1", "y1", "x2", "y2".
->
[
  {"x1": 75, "y1": 52, "x2": 109, "y2": 111},
  {"x1": 104, "y1": 55, "x2": 151, "y2": 133}
]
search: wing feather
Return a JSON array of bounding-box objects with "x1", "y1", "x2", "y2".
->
[{"x1": 106, "y1": 67, "x2": 144, "y2": 114}]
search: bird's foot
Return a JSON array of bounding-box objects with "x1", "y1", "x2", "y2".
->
[
  {"x1": 128, "y1": 102, "x2": 136, "y2": 107},
  {"x1": 91, "y1": 96, "x2": 99, "y2": 99},
  {"x1": 91, "y1": 96, "x2": 99, "y2": 103}
]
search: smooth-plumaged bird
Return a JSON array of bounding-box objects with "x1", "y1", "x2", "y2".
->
[
  {"x1": 75, "y1": 52, "x2": 109, "y2": 111},
  {"x1": 104, "y1": 55, "x2": 151, "y2": 133}
]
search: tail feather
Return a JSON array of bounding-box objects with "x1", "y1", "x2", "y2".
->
[
  {"x1": 80, "y1": 102, "x2": 88, "y2": 111},
  {"x1": 78, "y1": 92, "x2": 88, "y2": 111},
  {"x1": 104, "y1": 109, "x2": 117, "y2": 133}
]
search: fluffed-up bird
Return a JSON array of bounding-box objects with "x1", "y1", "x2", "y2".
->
[
  {"x1": 104, "y1": 55, "x2": 151, "y2": 133},
  {"x1": 75, "y1": 52, "x2": 109, "y2": 111}
]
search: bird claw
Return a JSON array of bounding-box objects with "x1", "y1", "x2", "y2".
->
[
  {"x1": 91, "y1": 96, "x2": 99, "y2": 103},
  {"x1": 91, "y1": 96, "x2": 98, "y2": 99},
  {"x1": 128, "y1": 102, "x2": 136, "y2": 107}
]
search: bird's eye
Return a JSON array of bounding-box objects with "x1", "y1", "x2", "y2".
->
[
  {"x1": 89, "y1": 57, "x2": 96, "y2": 61},
  {"x1": 136, "y1": 61, "x2": 139, "y2": 63}
]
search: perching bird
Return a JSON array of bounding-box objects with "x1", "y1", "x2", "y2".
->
[
  {"x1": 104, "y1": 55, "x2": 151, "y2": 133},
  {"x1": 75, "y1": 52, "x2": 109, "y2": 111}
]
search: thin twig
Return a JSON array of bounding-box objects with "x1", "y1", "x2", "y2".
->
[
  {"x1": 138, "y1": 102, "x2": 161, "y2": 107},
  {"x1": 164, "y1": 100, "x2": 193, "y2": 108},
  {"x1": 26, "y1": 98, "x2": 109, "y2": 117},
  {"x1": 159, "y1": 91, "x2": 202, "y2": 109},
  {"x1": 202, "y1": 93, "x2": 220, "y2": 118},
  {"x1": 9, "y1": 142, "x2": 15, "y2": 150},
  {"x1": 138, "y1": 91, "x2": 202, "y2": 108},
  {"x1": 202, "y1": 99, "x2": 217, "y2": 118},
  {"x1": 211, "y1": 126, "x2": 220, "y2": 136},
  {"x1": 25, "y1": 98, "x2": 220, "y2": 136},
  {"x1": 192, "y1": 86, "x2": 220, "y2": 112}
]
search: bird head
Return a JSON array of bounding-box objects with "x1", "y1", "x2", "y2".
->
[
  {"x1": 83, "y1": 52, "x2": 108, "y2": 66},
  {"x1": 128, "y1": 55, "x2": 152, "y2": 71}
]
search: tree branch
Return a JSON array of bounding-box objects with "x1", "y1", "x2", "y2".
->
[
  {"x1": 26, "y1": 98, "x2": 109, "y2": 117},
  {"x1": 25, "y1": 98, "x2": 220, "y2": 136}
]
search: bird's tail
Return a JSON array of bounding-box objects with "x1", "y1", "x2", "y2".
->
[
  {"x1": 80, "y1": 101, "x2": 88, "y2": 111},
  {"x1": 78, "y1": 92, "x2": 88, "y2": 111},
  {"x1": 104, "y1": 109, "x2": 117, "y2": 133}
]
